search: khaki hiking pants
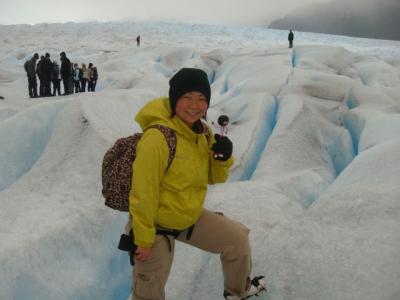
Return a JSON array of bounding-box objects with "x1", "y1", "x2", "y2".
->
[{"x1": 131, "y1": 209, "x2": 252, "y2": 300}]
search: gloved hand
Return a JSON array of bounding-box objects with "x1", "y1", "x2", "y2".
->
[{"x1": 211, "y1": 134, "x2": 233, "y2": 161}]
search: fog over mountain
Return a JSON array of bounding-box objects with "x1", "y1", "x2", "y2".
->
[
  {"x1": 0, "y1": 0, "x2": 333, "y2": 26},
  {"x1": 269, "y1": 0, "x2": 400, "y2": 41}
]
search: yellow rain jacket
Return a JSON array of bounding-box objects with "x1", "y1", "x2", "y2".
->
[{"x1": 129, "y1": 97, "x2": 234, "y2": 247}]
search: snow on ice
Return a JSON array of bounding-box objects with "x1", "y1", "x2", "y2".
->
[{"x1": 0, "y1": 21, "x2": 399, "y2": 300}]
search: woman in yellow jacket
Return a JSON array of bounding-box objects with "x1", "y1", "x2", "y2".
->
[{"x1": 129, "y1": 68, "x2": 266, "y2": 300}]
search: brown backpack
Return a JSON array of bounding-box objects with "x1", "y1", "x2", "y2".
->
[{"x1": 101, "y1": 125, "x2": 177, "y2": 212}]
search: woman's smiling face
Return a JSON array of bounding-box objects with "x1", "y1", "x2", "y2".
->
[{"x1": 175, "y1": 91, "x2": 208, "y2": 127}]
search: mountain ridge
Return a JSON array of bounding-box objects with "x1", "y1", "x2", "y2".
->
[{"x1": 268, "y1": 0, "x2": 400, "y2": 41}]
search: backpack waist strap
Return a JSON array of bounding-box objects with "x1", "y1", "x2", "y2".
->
[{"x1": 156, "y1": 224, "x2": 195, "y2": 251}]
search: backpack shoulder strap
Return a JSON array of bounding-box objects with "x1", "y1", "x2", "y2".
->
[
  {"x1": 201, "y1": 121, "x2": 211, "y2": 145},
  {"x1": 146, "y1": 125, "x2": 177, "y2": 171}
]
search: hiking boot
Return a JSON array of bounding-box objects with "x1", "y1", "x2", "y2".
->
[
  {"x1": 223, "y1": 292, "x2": 241, "y2": 300},
  {"x1": 223, "y1": 276, "x2": 267, "y2": 299},
  {"x1": 246, "y1": 276, "x2": 267, "y2": 298}
]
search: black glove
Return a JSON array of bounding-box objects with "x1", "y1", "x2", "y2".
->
[{"x1": 211, "y1": 134, "x2": 233, "y2": 161}]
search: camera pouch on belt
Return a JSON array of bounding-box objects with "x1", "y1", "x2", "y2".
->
[{"x1": 118, "y1": 229, "x2": 137, "y2": 266}]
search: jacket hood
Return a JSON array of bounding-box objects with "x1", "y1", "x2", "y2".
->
[{"x1": 135, "y1": 97, "x2": 202, "y2": 141}]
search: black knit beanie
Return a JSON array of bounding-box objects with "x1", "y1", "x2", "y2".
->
[{"x1": 169, "y1": 68, "x2": 211, "y2": 113}]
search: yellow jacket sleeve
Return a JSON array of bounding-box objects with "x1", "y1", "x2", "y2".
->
[
  {"x1": 129, "y1": 129, "x2": 169, "y2": 247},
  {"x1": 209, "y1": 156, "x2": 234, "y2": 184}
]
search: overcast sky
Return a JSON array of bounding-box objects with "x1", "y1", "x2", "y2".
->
[{"x1": 0, "y1": 0, "x2": 331, "y2": 26}]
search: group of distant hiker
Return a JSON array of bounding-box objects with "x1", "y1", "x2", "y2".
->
[{"x1": 24, "y1": 51, "x2": 98, "y2": 98}]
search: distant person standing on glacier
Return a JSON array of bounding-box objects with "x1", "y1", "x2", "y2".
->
[
  {"x1": 36, "y1": 55, "x2": 45, "y2": 97},
  {"x1": 288, "y1": 30, "x2": 294, "y2": 48},
  {"x1": 87, "y1": 63, "x2": 98, "y2": 92},
  {"x1": 42, "y1": 53, "x2": 53, "y2": 97},
  {"x1": 23, "y1": 53, "x2": 39, "y2": 98},
  {"x1": 80, "y1": 63, "x2": 89, "y2": 92},
  {"x1": 51, "y1": 61, "x2": 61, "y2": 96},
  {"x1": 60, "y1": 51, "x2": 72, "y2": 95}
]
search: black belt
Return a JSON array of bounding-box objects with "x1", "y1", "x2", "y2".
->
[
  {"x1": 155, "y1": 224, "x2": 195, "y2": 251},
  {"x1": 118, "y1": 224, "x2": 195, "y2": 266}
]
